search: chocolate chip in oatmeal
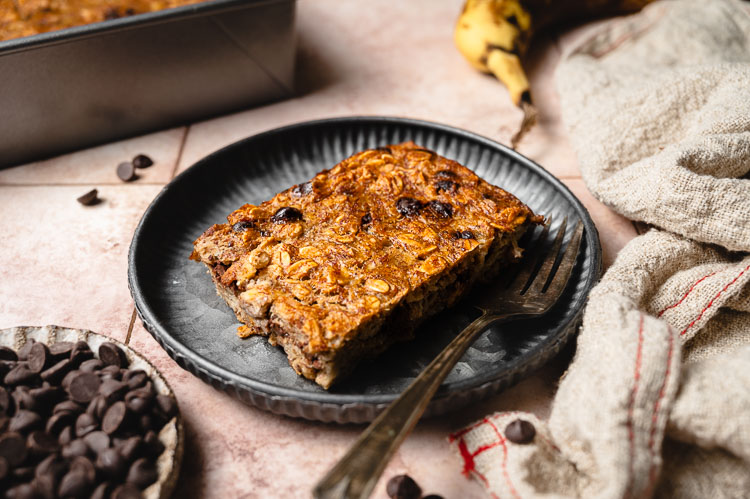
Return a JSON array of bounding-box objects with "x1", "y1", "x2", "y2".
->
[
  {"x1": 271, "y1": 207, "x2": 303, "y2": 223},
  {"x1": 504, "y1": 418, "x2": 536, "y2": 444},
  {"x1": 291, "y1": 181, "x2": 313, "y2": 197},
  {"x1": 231, "y1": 221, "x2": 256, "y2": 233},
  {"x1": 434, "y1": 170, "x2": 457, "y2": 179},
  {"x1": 427, "y1": 201, "x2": 453, "y2": 218},
  {"x1": 361, "y1": 213, "x2": 372, "y2": 226},
  {"x1": 396, "y1": 197, "x2": 423, "y2": 217},
  {"x1": 454, "y1": 230, "x2": 474, "y2": 239},
  {"x1": 435, "y1": 179, "x2": 458, "y2": 194}
]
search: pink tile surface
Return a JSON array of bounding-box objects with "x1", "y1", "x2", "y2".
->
[
  {"x1": 0, "y1": 128, "x2": 186, "y2": 185},
  {"x1": 0, "y1": 185, "x2": 162, "y2": 340}
]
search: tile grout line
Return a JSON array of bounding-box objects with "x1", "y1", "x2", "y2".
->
[
  {"x1": 125, "y1": 308, "x2": 137, "y2": 345},
  {"x1": 170, "y1": 126, "x2": 191, "y2": 180}
]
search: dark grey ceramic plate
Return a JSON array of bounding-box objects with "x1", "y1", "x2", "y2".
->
[{"x1": 128, "y1": 117, "x2": 601, "y2": 424}]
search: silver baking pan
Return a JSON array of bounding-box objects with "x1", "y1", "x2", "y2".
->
[{"x1": 0, "y1": 0, "x2": 296, "y2": 168}]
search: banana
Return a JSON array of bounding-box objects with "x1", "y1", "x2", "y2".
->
[{"x1": 454, "y1": 0, "x2": 656, "y2": 148}]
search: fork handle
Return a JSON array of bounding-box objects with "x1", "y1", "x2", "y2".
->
[{"x1": 313, "y1": 311, "x2": 508, "y2": 499}]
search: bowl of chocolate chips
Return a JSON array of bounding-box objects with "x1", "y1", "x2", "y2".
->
[{"x1": 0, "y1": 325, "x2": 182, "y2": 498}]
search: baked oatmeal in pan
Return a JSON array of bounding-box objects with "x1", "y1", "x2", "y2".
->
[{"x1": 190, "y1": 141, "x2": 543, "y2": 388}]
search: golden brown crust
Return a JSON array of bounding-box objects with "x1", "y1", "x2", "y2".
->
[
  {"x1": 0, "y1": 0, "x2": 203, "y2": 41},
  {"x1": 191, "y1": 141, "x2": 542, "y2": 387}
]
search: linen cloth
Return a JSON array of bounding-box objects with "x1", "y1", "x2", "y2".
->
[{"x1": 450, "y1": 1, "x2": 750, "y2": 497}]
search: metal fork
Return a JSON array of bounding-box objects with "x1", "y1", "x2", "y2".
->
[{"x1": 314, "y1": 217, "x2": 584, "y2": 499}]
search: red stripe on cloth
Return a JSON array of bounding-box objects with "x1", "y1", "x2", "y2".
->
[
  {"x1": 456, "y1": 436, "x2": 500, "y2": 499},
  {"x1": 679, "y1": 264, "x2": 750, "y2": 336},
  {"x1": 487, "y1": 419, "x2": 521, "y2": 499},
  {"x1": 449, "y1": 418, "x2": 490, "y2": 442},
  {"x1": 625, "y1": 314, "x2": 645, "y2": 499},
  {"x1": 657, "y1": 271, "x2": 718, "y2": 317},
  {"x1": 645, "y1": 325, "x2": 675, "y2": 496}
]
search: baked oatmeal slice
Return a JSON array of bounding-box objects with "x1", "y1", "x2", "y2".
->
[{"x1": 190, "y1": 141, "x2": 543, "y2": 388}]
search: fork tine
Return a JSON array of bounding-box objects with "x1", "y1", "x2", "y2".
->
[
  {"x1": 542, "y1": 220, "x2": 584, "y2": 300},
  {"x1": 507, "y1": 216, "x2": 552, "y2": 292},
  {"x1": 526, "y1": 217, "x2": 568, "y2": 295}
]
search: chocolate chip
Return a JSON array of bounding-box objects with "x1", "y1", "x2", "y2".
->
[
  {"x1": 76, "y1": 189, "x2": 100, "y2": 206},
  {"x1": 6, "y1": 483, "x2": 40, "y2": 499},
  {"x1": 48, "y1": 342, "x2": 74, "y2": 361},
  {"x1": 41, "y1": 359, "x2": 73, "y2": 384},
  {"x1": 75, "y1": 413, "x2": 99, "y2": 437},
  {"x1": 83, "y1": 431, "x2": 110, "y2": 455},
  {"x1": 97, "y1": 448, "x2": 127, "y2": 480},
  {"x1": 90, "y1": 482, "x2": 113, "y2": 499},
  {"x1": 104, "y1": 7, "x2": 121, "y2": 19},
  {"x1": 58, "y1": 470, "x2": 91, "y2": 497},
  {"x1": 35, "y1": 454, "x2": 68, "y2": 482},
  {"x1": 155, "y1": 395, "x2": 177, "y2": 419},
  {"x1": 33, "y1": 474, "x2": 57, "y2": 499},
  {"x1": 126, "y1": 458, "x2": 157, "y2": 489},
  {"x1": 68, "y1": 372, "x2": 100, "y2": 403},
  {"x1": 18, "y1": 340, "x2": 35, "y2": 360},
  {"x1": 12, "y1": 465, "x2": 35, "y2": 481},
  {"x1": 100, "y1": 365, "x2": 122, "y2": 381},
  {"x1": 0, "y1": 360, "x2": 15, "y2": 379},
  {"x1": 70, "y1": 342, "x2": 94, "y2": 367},
  {"x1": 0, "y1": 386, "x2": 11, "y2": 414},
  {"x1": 117, "y1": 437, "x2": 143, "y2": 462},
  {"x1": 54, "y1": 400, "x2": 83, "y2": 415},
  {"x1": 13, "y1": 386, "x2": 35, "y2": 411},
  {"x1": 58, "y1": 426, "x2": 74, "y2": 446},
  {"x1": 361, "y1": 213, "x2": 372, "y2": 226},
  {"x1": 271, "y1": 206, "x2": 303, "y2": 223},
  {"x1": 29, "y1": 386, "x2": 62, "y2": 410},
  {"x1": 231, "y1": 220, "x2": 255, "y2": 233},
  {"x1": 386, "y1": 474, "x2": 421, "y2": 499},
  {"x1": 396, "y1": 197, "x2": 423, "y2": 217},
  {"x1": 5, "y1": 365, "x2": 38, "y2": 386},
  {"x1": 100, "y1": 380, "x2": 128, "y2": 405},
  {"x1": 0, "y1": 416, "x2": 8, "y2": 432},
  {"x1": 434, "y1": 170, "x2": 457, "y2": 179},
  {"x1": 117, "y1": 162, "x2": 136, "y2": 182},
  {"x1": 62, "y1": 439, "x2": 90, "y2": 459},
  {"x1": 0, "y1": 432, "x2": 28, "y2": 466},
  {"x1": 142, "y1": 431, "x2": 164, "y2": 458},
  {"x1": 125, "y1": 395, "x2": 150, "y2": 415},
  {"x1": 70, "y1": 455, "x2": 96, "y2": 483},
  {"x1": 102, "y1": 401, "x2": 128, "y2": 434},
  {"x1": 132, "y1": 154, "x2": 153, "y2": 169},
  {"x1": 86, "y1": 396, "x2": 109, "y2": 420},
  {"x1": 99, "y1": 343, "x2": 128, "y2": 368},
  {"x1": 291, "y1": 181, "x2": 313, "y2": 197},
  {"x1": 27, "y1": 431, "x2": 60, "y2": 456},
  {"x1": 123, "y1": 371, "x2": 148, "y2": 390},
  {"x1": 9, "y1": 410, "x2": 43, "y2": 432},
  {"x1": 0, "y1": 346, "x2": 18, "y2": 361},
  {"x1": 427, "y1": 201, "x2": 453, "y2": 218},
  {"x1": 454, "y1": 230, "x2": 474, "y2": 239},
  {"x1": 47, "y1": 412, "x2": 75, "y2": 435},
  {"x1": 504, "y1": 419, "x2": 536, "y2": 444},
  {"x1": 435, "y1": 180, "x2": 458, "y2": 194},
  {"x1": 112, "y1": 483, "x2": 143, "y2": 499},
  {"x1": 0, "y1": 455, "x2": 7, "y2": 480},
  {"x1": 79, "y1": 359, "x2": 104, "y2": 372}
]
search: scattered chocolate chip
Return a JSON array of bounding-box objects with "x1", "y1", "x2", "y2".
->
[
  {"x1": 75, "y1": 413, "x2": 99, "y2": 437},
  {"x1": 291, "y1": 181, "x2": 313, "y2": 197},
  {"x1": 434, "y1": 169, "x2": 457, "y2": 179},
  {"x1": 27, "y1": 431, "x2": 60, "y2": 456},
  {"x1": 126, "y1": 458, "x2": 157, "y2": 489},
  {"x1": 454, "y1": 230, "x2": 474, "y2": 239},
  {"x1": 396, "y1": 197, "x2": 423, "y2": 217},
  {"x1": 99, "y1": 343, "x2": 128, "y2": 368},
  {"x1": 27, "y1": 343, "x2": 51, "y2": 374},
  {"x1": 132, "y1": 155, "x2": 153, "y2": 169},
  {"x1": 9, "y1": 410, "x2": 42, "y2": 433},
  {"x1": 0, "y1": 346, "x2": 18, "y2": 361},
  {"x1": 112, "y1": 483, "x2": 143, "y2": 499},
  {"x1": 76, "y1": 189, "x2": 100, "y2": 206},
  {"x1": 5, "y1": 365, "x2": 38, "y2": 386},
  {"x1": 116, "y1": 162, "x2": 136, "y2": 182},
  {"x1": 41, "y1": 359, "x2": 73, "y2": 384},
  {"x1": 504, "y1": 419, "x2": 536, "y2": 444},
  {"x1": 386, "y1": 474, "x2": 421, "y2": 499},
  {"x1": 271, "y1": 206, "x2": 303, "y2": 223},
  {"x1": 435, "y1": 179, "x2": 458, "y2": 194},
  {"x1": 0, "y1": 432, "x2": 28, "y2": 467},
  {"x1": 67, "y1": 372, "x2": 101, "y2": 404},
  {"x1": 102, "y1": 402, "x2": 128, "y2": 435},
  {"x1": 58, "y1": 470, "x2": 91, "y2": 498},
  {"x1": 231, "y1": 220, "x2": 255, "y2": 233},
  {"x1": 49, "y1": 342, "x2": 74, "y2": 361},
  {"x1": 361, "y1": 213, "x2": 372, "y2": 226},
  {"x1": 427, "y1": 200, "x2": 453, "y2": 218}
]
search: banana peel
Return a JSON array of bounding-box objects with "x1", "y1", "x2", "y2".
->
[{"x1": 454, "y1": 0, "x2": 656, "y2": 149}]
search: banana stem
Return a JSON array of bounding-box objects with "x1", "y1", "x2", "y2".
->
[{"x1": 510, "y1": 100, "x2": 537, "y2": 150}]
